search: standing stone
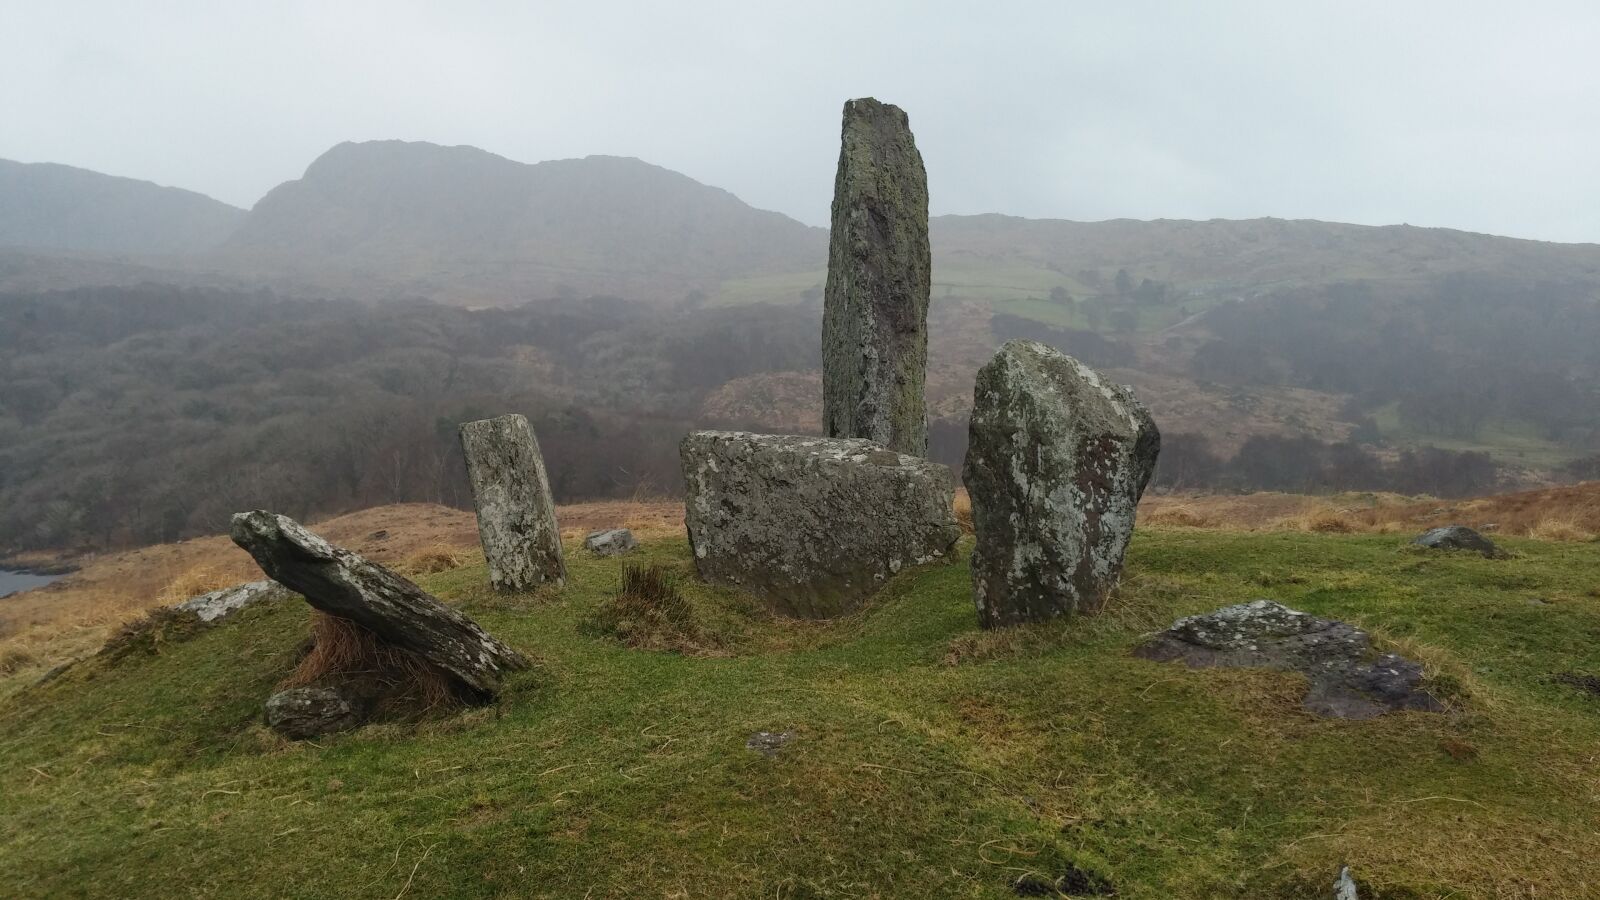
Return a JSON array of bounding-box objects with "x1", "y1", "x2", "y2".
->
[
  {"x1": 963, "y1": 341, "x2": 1160, "y2": 628},
  {"x1": 459, "y1": 414, "x2": 566, "y2": 591},
  {"x1": 821, "y1": 97, "x2": 931, "y2": 456},
  {"x1": 681, "y1": 431, "x2": 960, "y2": 618},
  {"x1": 231, "y1": 510, "x2": 529, "y2": 697}
]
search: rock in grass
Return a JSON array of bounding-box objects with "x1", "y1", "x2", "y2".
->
[
  {"x1": 680, "y1": 431, "x2": 960, "y2": 618},
  {"x1": 1334, "y1": 865, "x2": 1360, "y2": 900},
  {"x1": 265, "y1": 686, "x2": 365, "y2": 739},
  {"x1": 963, "y1": 340, "x2": 1159, "y2": 628},
  {"x1": 1413, "y1": 525, "x2": 1503, "y2": 558},
  {"x1": 175, "y1": 580, "x2": 293, "y2": 623},
  {"x1": 459, "y1": 414, "x2": 567, "y2": 591},
  {"x1": 584, "y1": 528, "x2": 637, "y2": 556},
  {"x1": 230, "y1": 510, "x2": 529, "y2": 697},
  {"x1": 821, "y1": 97, "x2": 931, "y2": 456},
  {"x1": 1134, "y1": 600, "x2": 1444, "y2": 719}
]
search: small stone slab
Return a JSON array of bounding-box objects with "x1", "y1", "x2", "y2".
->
[
  {"x1": 459, "y1": 413, "x2": 567, "y2": 591},
  {"x1": 1135, "y1": 600, "x2": 1444, "y2": 719},
  {"x1": 175, "y1": 580, "x2": 293, "y2": 623},
  {"x1": 745, "y1": 730, "x2": 794, "y2": 757},
  {"x1": 1413, "y1": 525, "x2": 1503, "y2": 558},
  {"x1": 265, "y1": 686, "x2": 364, "y2": 739},
  {"x1": 584, "y1": 528, "x2": 637, "y2": 556},
  {"x1": 681, "y1": 431, "x2": 960, "y2": 618},
  {"x1": 231, "y1": 510, "x2": 529, "y2": 697}
]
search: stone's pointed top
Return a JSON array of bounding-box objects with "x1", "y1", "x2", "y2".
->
[{"x1": 843, "y1": 96, "x2": 909, "y2": 123}]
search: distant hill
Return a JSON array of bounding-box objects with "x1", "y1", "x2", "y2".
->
[
  {"x1": 0, "y1": 159, "x2": 244, "y2": 256},
  {"x1": 212, "y1": 141, "x2": 828, "y2": 304}
]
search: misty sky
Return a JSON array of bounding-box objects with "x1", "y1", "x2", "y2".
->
[{"x1": 4, "y1": 1, "x2": 1599, "y2": 243}]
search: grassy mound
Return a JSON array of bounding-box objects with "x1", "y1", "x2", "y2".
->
[{"x1": 2, "y1": 532, "x2": 1598, "y2": 897}]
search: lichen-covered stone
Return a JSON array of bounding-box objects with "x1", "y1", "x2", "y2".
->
[
  {"x1": 821, "y1": 97, "x2": 931, "y2": 456},
  {"x1": 230, "y1": 510, "x2": 529, "y2": 697},
  {"x1": 1413, "y1": 525, "x2": 1503, "y2": 558},
  {"x1": 264, "y1": 686, "x2": 365, "y2": 739},
  {"x1": 175, "y1": 580, "x2": 293, "y2": 623},
  {"x1": 963, "y1": 341, "x2": 1159, "y2": 627},
  {"x1": 1134, "y1": 600, "x2": 1444, "y2": 719},
  {"x1": 584, "y1": 528, "x2": 637, "y2": 556},
  {"x1": 680, "y1": 431, "x2": 959, "y2": 618},
  {"x1": 459, "y1": 414, "x2": 566, "y2": 591}
]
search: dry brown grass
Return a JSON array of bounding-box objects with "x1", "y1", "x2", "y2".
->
[
  {"x1": 153, "y1": 564, "x2": 238, "y2": 605},
  {"x1": 397, "y1": 544, "x2": 470, "y2": 576},
  {"x1": 953, "y1": 489, "x2": 974, "y2": 534},
  {"x1": 1273, "y1": 505, "x2": 1358, "y2": 534},
  {"x1": 282, "y1": 612, "x2": 461, "y2": 710},
  {"x1": 1142, "y1": 504, "x2": 1216, "y2": 529},
  {"x1": 588, "y1": 563, "x2": 709, "y2": 653},
  {"x1": 1526, "y1": 515, "x2": 1597, "y2": 543}
]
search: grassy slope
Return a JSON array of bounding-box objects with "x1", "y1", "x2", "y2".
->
[{"x1": 3, "y1": 531, "x2": 1598, "y2": 899}]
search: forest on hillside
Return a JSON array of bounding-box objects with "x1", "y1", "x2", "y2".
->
[{"x1": 4, "y1": 278, "x2": 1596, "y2": 553}]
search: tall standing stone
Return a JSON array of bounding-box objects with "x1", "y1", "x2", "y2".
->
[
  {"x1": 459, "y1": 414, "x2": 566, "y2": 591},
  {"x1": 963, "y1": 341, "x2": 1160, "y2": 628},
  {"x1": 822, "y1": 97, "x2": 931, "y2": 456}
]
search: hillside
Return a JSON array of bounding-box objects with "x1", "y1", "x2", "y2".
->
[
  {"x1": 2, "y1": 512, "x2": 1598, "y2": 897},
  {"x1": 211, "y1": 141, "x2": 827, "y2": 304},
  {"x1": 0, "y1": 159, "x2": 244, "y2": 256}
]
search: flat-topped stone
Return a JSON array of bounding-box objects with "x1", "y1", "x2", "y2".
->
[{"x1": 680, "y1": 431, "x2": 960, "y2": 618}]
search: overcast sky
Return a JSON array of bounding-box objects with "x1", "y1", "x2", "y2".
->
[{"x1": 4, "y1": 1, "x2": 1598, "y2": 242}]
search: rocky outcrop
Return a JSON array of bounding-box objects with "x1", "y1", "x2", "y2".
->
[
  {"x1": 821, "y1": 98, "x2": 931, "y2": 456},
  {"x1": 680, "y1": 431, "x2": 959, "y2": 618},
  {"x1": 584, "y1": 528, "x2": 637, "y2": 556},
  {"x1": 963, "y1": 341, "x2": 1159, "y2": 627},
  {"x1": 175, "y1": 580, "x2": 294, "y2": 623},
  {"x1": 1413, "y1": 525, "x2": 1503, "y2": 558},
  {"x1": 459, "y1": 414, "x2": 566, "y2": 591},
  {"x1": 264, "y1": 686, "x2": 365, "y2": 739},
  {"x1": 1135, "y1": 600, "x2": 1445, "y2": 719},
  {"x1": 230, "y1": 510, "x2": 529, "y2": 697}
]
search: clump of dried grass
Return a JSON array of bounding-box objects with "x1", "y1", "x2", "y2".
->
[
  {"x1": 1143, "y1": 504, "x2": 1216, "y2": 529},
  {"x1": 1526, "y1": 516, "x2": 1597, "y2": 543},
  {"x1": 399, "y1": 544, "x2": 469, "y2": 576},
  {"x1": 589, "y1": 564, "x2": 708, "y2": 653},
  {"x1": 154, "y1": 564, "x2": 237, "y2": 605},
  {"x1": 0, "y1": 646, "x2": 37, "y2": 675},
  {"x1": 953, "y1": 491, "x2": 974, "y2": 534},
  {"x1": 282, "y1": 612, "x2": 461, "y2": 710},
  {"x1": 1272, "y1": 506, "x2": 1360, "y2": 534}
]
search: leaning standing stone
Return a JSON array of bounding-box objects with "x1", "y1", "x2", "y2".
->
[
  {"x1": 231, "y1": 510, "x2": 529, "y2": 697},
  {"x1": 963, "y1": 341, "x2": 1160, "y2": 627},
  {"x1": 821, "y1": 97, "x2": 931, "y2": 456},
  {"x1": 459, "y1": 414, "x2": 566, "y2": 591},
  {"x1": 681, "y1": 431, "x2": 960, "y2": 618}
]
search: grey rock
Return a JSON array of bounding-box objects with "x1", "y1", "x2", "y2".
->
[
  {"x1": 821, "y1": 97, "x2": 931, "y2": 456},
  {"x1": 459, "y1": 413, "x2": 566, "y2": 591},
  {"x1": 745, "y1": 730, "x2": 794, "y2": 757},
  {"x1": 230, "y1": 510, "x2": 529, "y2": 698},
  {"x1": 1413, "y1": 525, "x2": 1503, "y2": 558},
  {"x1": 680, "y1": 431, "x2": 960, "y2": 618},
  {"x1": 963, "y1": 341, "x2": 1160, "y2": 627},
  {"x1": 175, "y1": 580, "x2": 293, "y2": 623},
  {"x1": 584, "y1": 528, "x2": 637, "y2": 556},
  {"x1": 1135, "y1": 600, "x2": 1445, "y2": 719},
  {"x1": 264, "y1": 686, "x2": 365, "y2": 739}
]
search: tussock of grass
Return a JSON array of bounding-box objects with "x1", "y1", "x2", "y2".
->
[
  {"x1": 153, "y1": 564, "x2": 237, "y2": 606},
  {"x1": 1142, "y1": 504, "x2": 1215, "y2": 529},
  {"x1": 97, "y1": 605, "x2": 207, "y2": 661},
  {"x1": 396, "y1": 543, "x2": 471, "y2": 576},
  {"x1": 1527, "y1": 515, "x2": 1597, "y2": 543},
  {"x1": 282, "y1": 611, "x2": 463, "y2": 712},
  {"x1": 587, "y1": 563, "x2": 714, "y2": 654}
]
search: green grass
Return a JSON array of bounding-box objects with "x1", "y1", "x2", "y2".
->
[{"x1": 3, "y1": 531, "x2": 1599, "y2": 898}]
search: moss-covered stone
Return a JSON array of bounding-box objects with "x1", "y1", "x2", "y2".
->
[{"x1": 821, "y1": 97, "x2": 931, "y2": 456}]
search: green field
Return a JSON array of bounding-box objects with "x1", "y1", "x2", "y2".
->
[{"x1": 4, "y1": 531, "x2": 1598, "y2": 898}]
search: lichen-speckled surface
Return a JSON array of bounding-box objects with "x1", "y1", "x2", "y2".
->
[
  {"x1": 963, "y1": 340, "x2": 1159, "y2": 627},
  {"x1": 821, "y1": 97, "x2": 931, "y2": 456},
  {"x1": 680, "y1": 431, "x2": 959, "y2": 618},
  {"x1": 459, "y1": 414, "x2": 566, "y2": 591}
]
